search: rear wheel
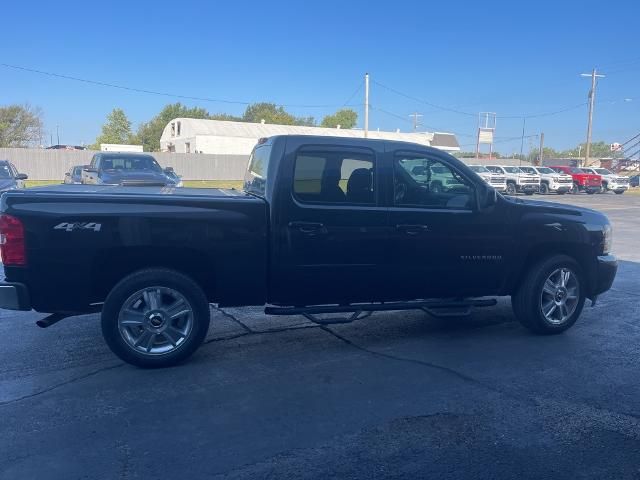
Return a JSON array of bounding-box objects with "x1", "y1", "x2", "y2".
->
[
  {"x1": 512, "y1": 255, "x2": 585, "y2": 334},
  {"x1": 101, "y1": 268, "x2": 211, "y2": 368}
]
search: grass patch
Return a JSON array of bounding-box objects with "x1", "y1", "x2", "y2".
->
[{"x1": 25, "y1": 180, "x2": 244, "y2": 190}]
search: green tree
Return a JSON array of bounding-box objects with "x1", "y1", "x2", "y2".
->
[
  {"x1": 135, "y1": 103, "x2": 210, "y2": 152},
  {"x1": 0, "y1": 104, "x2": 44, "y2": 147},
  {"x1": 92, "y1": 108, "x2": 134, "y2": 149},
  {"x1": 242, "y1": 102, "x2": 315, "y2": 126},
  {"x1": 528, "y1": 147, "x2": 559, "y2": 163},
  {"x1": 320, "y1": 108, "x2": 358, "y2": 129},
  {"x1": 561, "y1": 141, "x2": 612, "y2": 159}
]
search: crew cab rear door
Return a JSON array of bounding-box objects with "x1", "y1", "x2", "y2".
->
[
  {"x1": 386, "y1": 148, "x2": 512, "y2": 299},
  {"x1": 270, "y1": 138, "x2": 389, "y2": 306}
]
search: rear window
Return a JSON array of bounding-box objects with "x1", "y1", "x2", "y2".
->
[{"x1": 244, "y1": 144, "x2": 272, "y2": 196}]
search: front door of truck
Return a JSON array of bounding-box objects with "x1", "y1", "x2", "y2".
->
[
  {"x1": 386, "y1": 150, "x2": 511, "y2": 300},
  {"x1": 271, "y1": 142, "x2": 389, "y2": 306}
]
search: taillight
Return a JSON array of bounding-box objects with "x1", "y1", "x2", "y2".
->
[{"x1": 0, "y1": 214, "x2": 26, "y2": 266}]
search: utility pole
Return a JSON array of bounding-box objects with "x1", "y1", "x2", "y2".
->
[
  {"x1": 538, "y1": 132, "x2": 544, "y2": 166},
  {"x1": 364, "y1": 73, "x2": 369, "y2": 138},
  {"x1": 580, "y1": 68, "x2": 605, "y2": 167},
  {"x1": 409, "y1": 112, "x2": 423, "y2": 131},
  {"x1": 56, "y1": 125, "x2": 60, "y2": 146}
]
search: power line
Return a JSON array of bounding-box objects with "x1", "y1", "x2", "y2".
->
[
  {"x1": 342, "y1": 81, "x2": 363, "y2": 107},
  {"x1": 370, "y1": 105, "x2": 475, "y2": 137},
  {"x1": 373, "y1": 78, "x2": 588, "y2": 119},
  {"x1": 0, "y1": 62, "x2": 350, "y2": 109}
]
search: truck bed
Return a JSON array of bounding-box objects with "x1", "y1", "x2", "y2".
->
[{"x1": 1, "y1": 185, "x2": 268, "y2": 312}]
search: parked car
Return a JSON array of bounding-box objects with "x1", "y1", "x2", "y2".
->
[
  {"x1": 580, "y1": 167, "x2": 628, "y2": 194},
  {"x1": 549, "y1": 166, "x2": 601, "y2": 194},
  {"x1": 409, "y1": 164, "x2": 466, "y2": 193},
  {"x1": 64, "y1": 165, "x2": 87, "y2": 184},
  {"x1": 0, "y1": 160, "x2": 28, "y2": 191},
  {"x1": 467, "y1": 165, "x2": 507, "y2": 192},
  {"x1": 485, "y1": 165, "x2": 540, "y2": 195},
  {"x1": 81, "y1": 152, "x2": 179, "y2": 187},
  {"x1": 520, "y1": 166, "x2": 573, "y2": 195},
  {"x1": 0, "y1": 135, "x2": 617, "y2": 368},
  {"x1": 629, "y1": 174, "x2": 639, "y2": 188}
]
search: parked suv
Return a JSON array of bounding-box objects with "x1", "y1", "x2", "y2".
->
[
  {"x1": 549, "y1": 166, "x2": 600, "y2": 194},
  {"x1": 520, "y1": 166, "x2": 573, "y2": 195},
  {"x1": 468, "y1": 165, "x2": 507, "y2": 192},
  {"x1": 580, "y1": 167, "x2": 628, "y2": 194},
  {"x1": 0, "y1": 160, "x2": 28, "y2": 191},
  {"x1": 486, "y1": 165, "x2": 539, "y2": 195},
  {"x1": 64, "y1": 165, "x2": 87, "y2": 184}
]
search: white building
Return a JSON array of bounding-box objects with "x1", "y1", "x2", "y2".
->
[{"x1": 160, "y1": 118, "x2": 460, "y2": 155}]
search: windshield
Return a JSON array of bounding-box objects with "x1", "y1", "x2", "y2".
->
[
  {"x1": 519, "y1": 167, "x2": 535, "y2": 174},
  {"x1": 503, "y1": 167, "x2": 522, "y2": 173},
  {"x1": 469, "y1": 165, "x2": 489, "y2": 173},
  {"x1": 0, "y1": 165, "x2": 13, "y2": 179},
  {"x1": 101, "y1": 155, "x2": 162, "y2": 172},
  {"x1": 568, "y1": 167, "x2": 584, "y2": 174},
  {"x1": 536, "y1": 167, "x2": 554, "y2": 174},
  {"x1": 594, "y1": 168, "x2": 612, "y2": 175}
]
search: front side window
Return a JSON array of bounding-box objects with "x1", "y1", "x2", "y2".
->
[
  {"x1": 520, "y1": 167, "x2": 535, "y2": 174},
  {"x1": 470, "y1": 165, "x2": 489, "y2": 173},
  {"x1": 394, "y1": 154, "x2": 474, "y2": 209},
  {"x1": 0, "y1": 165, "x2": 12, "y2": 179},
  {"x1": 293, "y1": 149, "x2": 375, "y2": 205},
  {"x1": 486, "y1": 166, "x2": 502, "y2": 174}
]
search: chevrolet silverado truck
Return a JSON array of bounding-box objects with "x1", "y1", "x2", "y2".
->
[
  {"x1": 549, "y1": 165, "x2": 601, "y2": 194},
  {"x1": 0, "y1": 135, "x2": 617, "y2": 368},
  {"x1": 467, "y1": 165, "x2": 507, "y2": 192},
  {"x1": 485, "y1": 165, "x2": 540, "y2": 195},
  {"x1": 580, "y1": 167, "x2": 629, "y2": 194},
  {"x1": 520, "y1": 166, "x2": 573, "y2": 195},
  {"x1": 82, "y1": 152, "x2": 180, "y2": 187}
]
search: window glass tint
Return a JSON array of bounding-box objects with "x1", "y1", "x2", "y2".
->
[
  {"x1": 536, "y1": 167, "x2": 554, "y2": 174},
  {"x1": 101, "y1": 155, "x2": 161, "y2": 172},
  {"x1": 520, "y1": 167, "x2": 535, "y2": 174},
  {"x1": 293, "y1": 150, "x2": 375, "y2": 204},
  {"x1": 244, "y1": 144, "x2": 272, "y2": 196},
  {"x1": 0, "y1": 165, "x2": 12, "y2": 179},
  {"x1": 594, "y1": 168, "x2": 611, "y2": 175},
  {"x1": 486, "y1": 166, "x2": 501, "y2": 173},
  {"x1": 503, "y1": 166, "x2": 522, "y2": 173},
  {"x1": 470, "y1": 165, "x2": 489, "y2": 173},
  {"x1": 394, "y1": 155, "x2": 474, "y2": 209}
]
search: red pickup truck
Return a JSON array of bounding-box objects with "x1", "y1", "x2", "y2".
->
[{"x1": 549, "y1": 166, "x2": 601, "y2": 194}]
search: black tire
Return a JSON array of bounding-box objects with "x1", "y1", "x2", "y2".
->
[
  {"x1": 512, "y1": 255, "x2": 586, "y2": 335},
  {"x1": 615, "y1": 190, "x2": 624, "y2": 195},
  {"x1": 586, "y1": 189, "x2": 596, "y2": 195},
  {"x1": 506, "y1": 182, "x2": 517, "y2": 195},
  {"x1": 572, "y1": 182, "x2": 580, "y2": 194},
  {"x1": 101, "y1": 268, "x2": 211, "y2": 368},
  {"x1": 557, "y1": 191, "x2": 566, "y2": 195},
  {"x1": 539, "y1": 183, "x2": 549, "y2": 195},
  {"x1": 524, "y1": 191, "x2": 535, "y2": 196}
]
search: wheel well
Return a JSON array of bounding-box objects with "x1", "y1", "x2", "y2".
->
[
  {"x1": 511, "y1": 243, "x2": 591, "y2": 294},
  {"x1": 91, "y1": 247, "x2": 216, "y2": 302}
]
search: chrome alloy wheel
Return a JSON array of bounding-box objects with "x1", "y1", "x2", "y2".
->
[
  {"x1": 540, "y1": 268, "x2": 580, "y2": 325},
  {"x1": 118, "y1": 287, "x2": 194, "y2": 355}
]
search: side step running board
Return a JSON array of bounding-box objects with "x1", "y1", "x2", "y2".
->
[{"x1": 265, "y1": 298, "x2": 497, "y2": 317}]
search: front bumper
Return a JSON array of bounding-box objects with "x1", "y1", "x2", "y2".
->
[
  {"x1": 518, "y1": 184, "x2": 539, "y2": 192},
  {"x1": 550, "y1": 183, "x2": 572, "y2": 192},
  {"x1": 592, "y1": 255, "x2": 618, "y2": 297},
  {"x1": 0, "y1": 282, "x2": 32, "y2": 311}
]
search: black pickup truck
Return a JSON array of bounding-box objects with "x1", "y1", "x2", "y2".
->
[{"x1": 0, "y1": 135, "x2": 617, "y2": 367}]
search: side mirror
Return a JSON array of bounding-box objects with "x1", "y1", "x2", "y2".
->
[
  {"x1": 16, "y1": 173, "x2": 28, "y2": 180},
  {"x1": 84, "y1": 167, "x2": 98, "y2": 173},
  {"x1": 477, "y1": 186, "x2": 497, "y2": 212}
]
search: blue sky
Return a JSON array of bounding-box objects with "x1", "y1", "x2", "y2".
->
[{"x1": 1, "y1": 0, "x2": 639, "y2": 153}]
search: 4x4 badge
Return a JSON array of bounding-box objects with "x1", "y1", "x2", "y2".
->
[{"x1": 54, "y1": 222, "x2": 102, "y2": 232}]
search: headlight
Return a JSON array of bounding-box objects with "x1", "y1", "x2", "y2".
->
[
  {"x1": 602, "y1": 224, "x2": 612, "y2": 254},
  {"x1": 175, "y1": 181, "x2": 183, "y2": 188},
  {"x1": 553, "y1": 177, "x2": 560, "y2": 181}
]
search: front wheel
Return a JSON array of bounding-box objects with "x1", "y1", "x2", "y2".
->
[
  {"x1": 539, "y1": 183, "x2": 549, "y2": 195},
  {"x1": 615, "y1": 190, "x2": 625, "y2": 195},
  {"x1": 506, "y1": 182, "x2": 517, "y2": 195},
  {"x1": 512, "y1": 255, "x2": 585, "y2": 334},
  {"x1": 586, "y1": 189, "x2": 596, "y2": 195},
  {"x1": 101, "y1": 268, "x2": 211, "y2": 368}
]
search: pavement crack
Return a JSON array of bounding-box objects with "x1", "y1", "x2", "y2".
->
[
  {"x1": 204, "y1": 324, "x2": 319, "y2": 345},
  {"x1": 212, "y1": 305, "x2": 254, "y2": 333},
  {"x1": 0, "y1": 363, "x2": 124, "y2": 407},
  {"x1": 319, "y1": 325, "x2": 534, "y2": 405}
]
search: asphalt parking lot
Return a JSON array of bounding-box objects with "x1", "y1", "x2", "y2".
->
[{"x1": 1, "y1": 192, "x2": 639, "y2": 479}]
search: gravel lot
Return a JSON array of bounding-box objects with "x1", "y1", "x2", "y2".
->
[{"x1": 1, "y1": 193, "x2": 639, "y2": 479}]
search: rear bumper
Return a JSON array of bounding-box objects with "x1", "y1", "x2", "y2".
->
[
  {"x1": 592, "y1": 255, "x2": 618, "y2": 297},
  {"x1": 0, "y1": 282, "x2": 32, "y2": 311}
]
